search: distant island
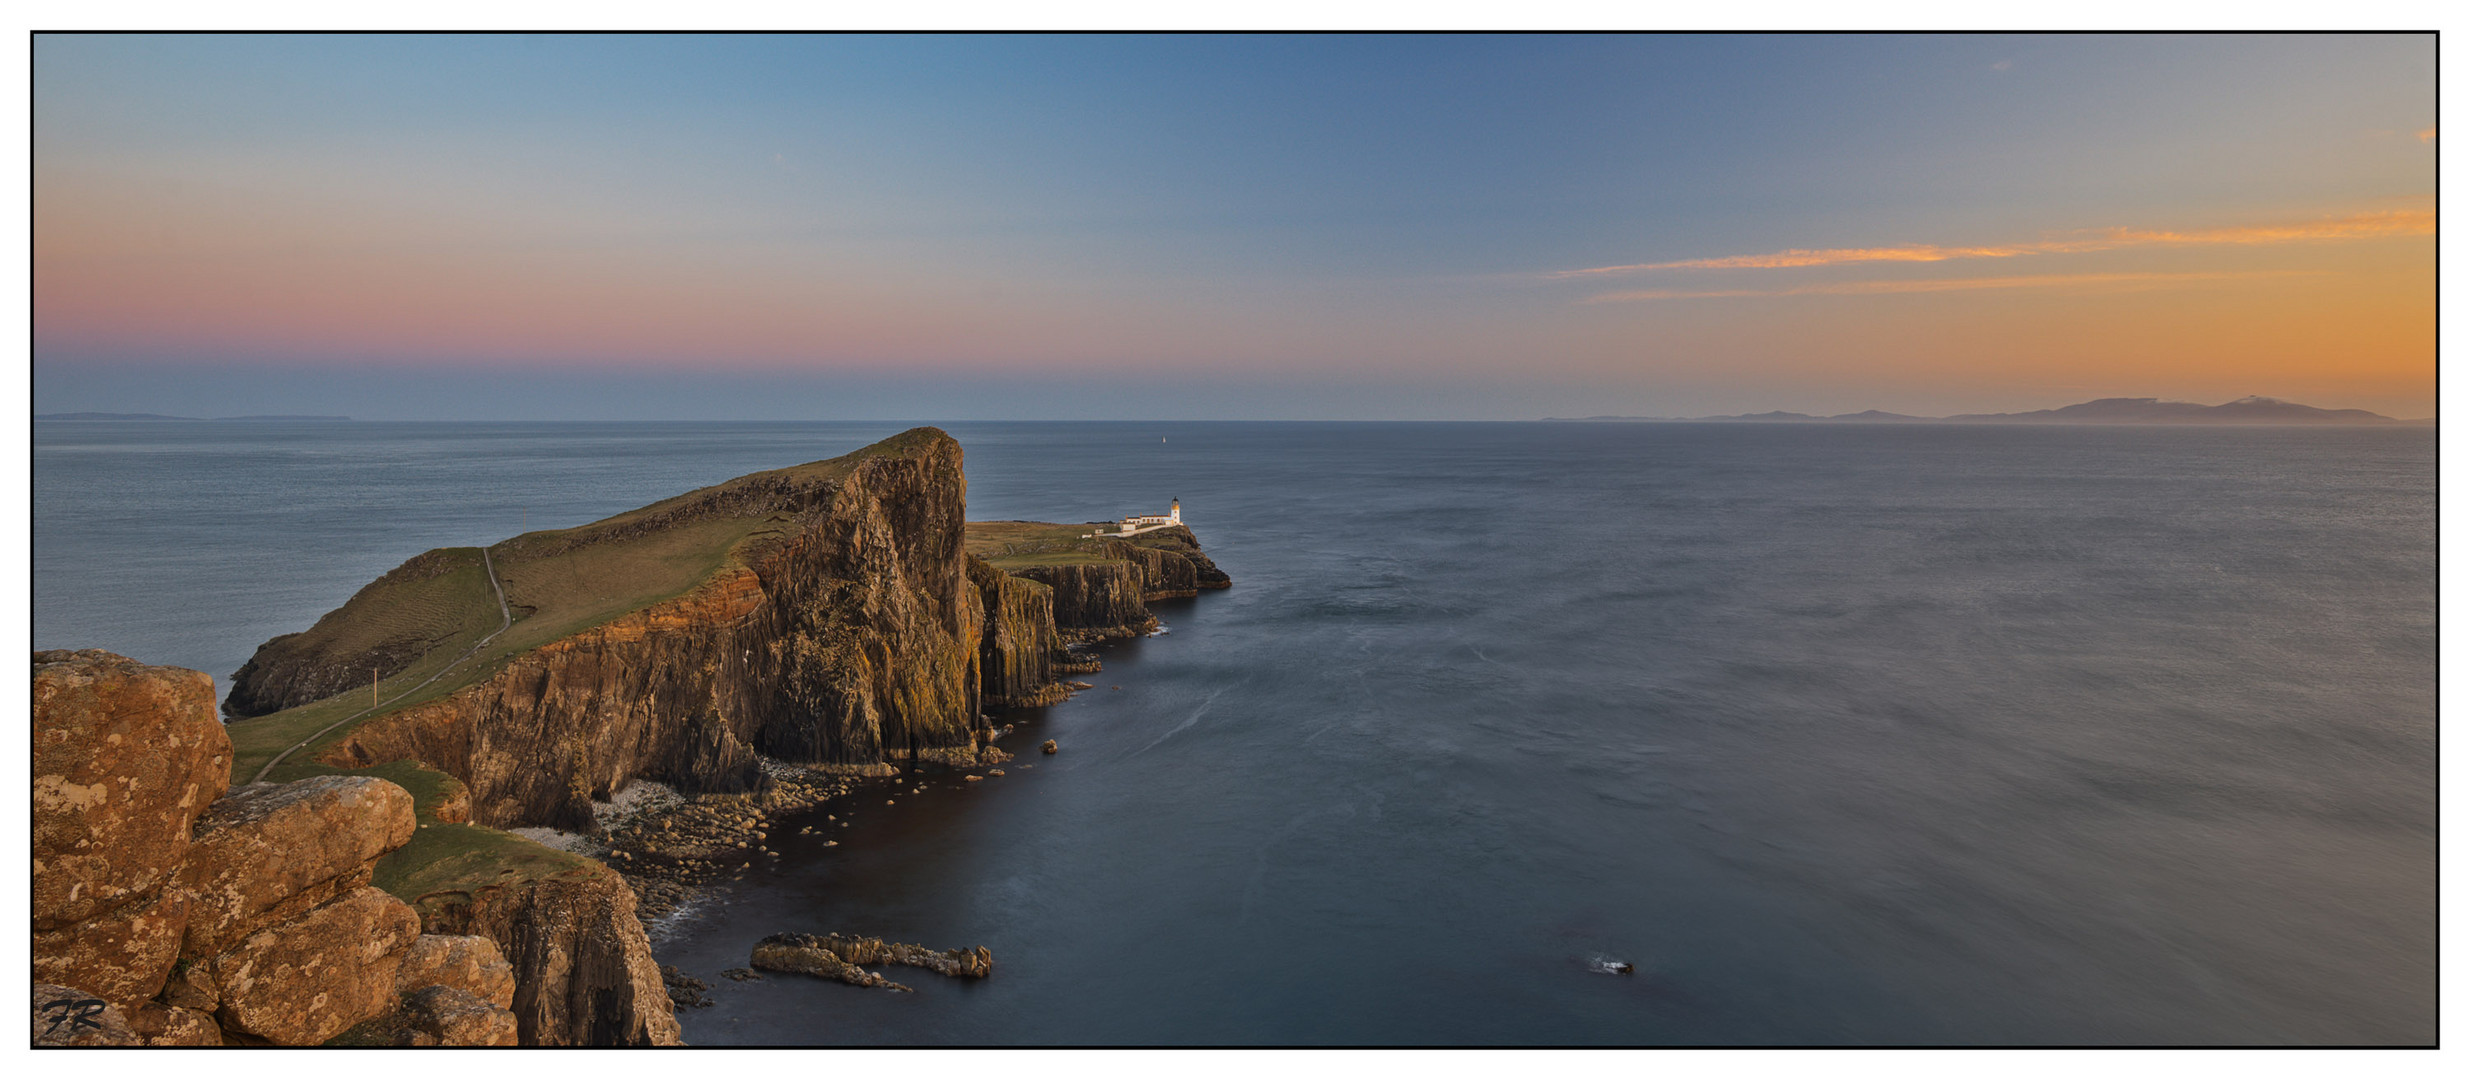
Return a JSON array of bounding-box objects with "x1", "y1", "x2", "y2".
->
[
  {"x1": 1548, "y1": 396, "x2": 2430, "y2": 426},
  {"x1": 36, "y1": 412, "x2": 354, "y2": 422}
]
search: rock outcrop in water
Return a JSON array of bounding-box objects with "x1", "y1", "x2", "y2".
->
[{"x1": 750, "y1": 931, "x2": 992, "y2": 991}]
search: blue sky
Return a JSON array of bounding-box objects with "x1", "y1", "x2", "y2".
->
[{"x1": 35, "y1": 34, "x2": 2437, "y2": 419}]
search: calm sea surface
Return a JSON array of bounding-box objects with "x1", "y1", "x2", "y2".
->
[{"x1": 31, "y1": 421, "x2": 2436, "y2": 1044}]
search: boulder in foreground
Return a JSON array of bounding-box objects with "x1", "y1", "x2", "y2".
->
[{"x1": 32, "y1": 650, "x2": 231, "y2": 930}]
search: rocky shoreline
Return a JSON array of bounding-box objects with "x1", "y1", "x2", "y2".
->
[{"x1": 44, "y1": 429, "x2": 1230, "y2": 1046}]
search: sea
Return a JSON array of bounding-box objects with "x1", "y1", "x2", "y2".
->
[{"x1": 29, "y1": 420, "x2": 2437, "y2": 1045}]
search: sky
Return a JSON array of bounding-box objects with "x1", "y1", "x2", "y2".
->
[{"x1": 31, "y1": 33, "x2": 2438, "y2": 420}]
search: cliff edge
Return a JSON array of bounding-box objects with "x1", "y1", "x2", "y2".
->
[{"x1": 196, "y1": 428, "x2": 1227, "y2": 1045}]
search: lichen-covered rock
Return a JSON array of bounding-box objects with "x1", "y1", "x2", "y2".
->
[
  {"x1": 211, "y1": 886, "x2": 422, "y2": 1045},
  {"x1": 32, "y1": 650, "x2": 231, "y2": 930},
  {"x1": 29, "y1": 889, "x2": 189, "y2": 1012},
  {"x1": 390, "y1": 985, "x2": 520, "y2": 1047},
  {"x1": 762, "y1": 931, "x2": 992, "y2": 979},
  {"x1": 176, "y1": 775, "x2": 417, "y2": 957},
  {"x1": 31, "y1": 983, "x2": 141, "y2": 1047},
  {"x1": 126, "y1": 1001, "x2": 222, "y2": 1046},
  {"x1": 395, "y1": 933, "x2": 516, "y2": 1010},
  {"x1": 750, "y1": 936, "x2": 912, "y2": 992},
  {"x1": 160, "y1": 958, "x2": 219, "y2": 1012}
]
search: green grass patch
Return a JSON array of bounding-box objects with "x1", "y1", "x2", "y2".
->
[
  {"x1": 338, "y1": 758, "x2": 594, "y2": 912},
  {"x1": 339, "y1": 759, "x2": 468, "y2": 819},
  {"x1": 371, "y1": 820, "x2": 595, "y2": 904},
  {"x1": 965, "y1": 520, "x2": 1131, "y2": 570},
  {"x1": 231, "y1": 609, "x2": 508, "y2": 783},
  {"x1": 490, "y1": 515, "x2": 786, "y2": 650},
  {"x1": 238, "y1": 751, "x2": 590, "y2": 926}
]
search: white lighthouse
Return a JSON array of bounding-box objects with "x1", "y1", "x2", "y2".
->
[{"x1": 1115, "y1": 499, "x2": 1184, "y2": 535}]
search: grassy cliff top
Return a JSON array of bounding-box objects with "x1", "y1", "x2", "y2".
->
[
  {"x1": 225, "y1": 430, "x2": 956, "y2": 958},
  {"x1": 228, "y1": 427, "x2": 954, "y2": 782},
  {"x1": 966, "y1": 521, "x2": 1111, "y2": 569},
  {"x1": 964, "y1": 519, "x2": 1205, "y2": 569}
]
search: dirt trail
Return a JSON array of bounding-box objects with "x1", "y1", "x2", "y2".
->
[{"x1": 248, "y1": 544, "x2": 515, "y2": 784}]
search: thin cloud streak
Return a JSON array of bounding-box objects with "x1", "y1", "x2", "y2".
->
[
  {"x1": 1582, "y1": 271, "x2": 2315, "y2": 303},
  {"x1": 1553, "y1": 209, "x2": 2433, "y2": 277}
]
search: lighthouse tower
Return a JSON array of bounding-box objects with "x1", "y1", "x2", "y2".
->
[{"x1": 1170, "y1": 498, "x2": 1181, "y2": 524}]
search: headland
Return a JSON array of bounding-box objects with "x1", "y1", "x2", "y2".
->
[{"x1": 31, "y1": 427, "x2": 1229, "y2": 1045}]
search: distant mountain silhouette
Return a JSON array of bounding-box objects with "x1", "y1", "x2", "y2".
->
[
  {"x1": 1550, "y1": 397, "x2": 2421, "y2": 425},
  {"x1": 1942, "y1": 397, "x2": 2402, "y2": 424}
]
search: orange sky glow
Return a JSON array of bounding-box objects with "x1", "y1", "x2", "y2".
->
[{"x1": 31, "y1": 34, "x2": 2437, "y2": 420}]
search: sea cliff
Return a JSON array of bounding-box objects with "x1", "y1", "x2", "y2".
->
[{"x1": 115, "y1": 427, "x2": 1235, "y2": 1046}]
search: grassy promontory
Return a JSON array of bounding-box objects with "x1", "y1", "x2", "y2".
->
[
  {"x1": 216, "y1": 433, "x2": 1226, "y2": 1002},
  {"x1": 223, "y1": 434, "x2": 961, "y2": 777},
  {"x1": 223, "y1": 433, "x2": 963, "y2": 930},
  {"x1": 965, "y1": 519, "x2": 1223, "y2": 570}
]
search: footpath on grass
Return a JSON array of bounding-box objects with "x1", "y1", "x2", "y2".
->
[{"x1": 250, "y1": 546, "x2": 514, "y2": 784}]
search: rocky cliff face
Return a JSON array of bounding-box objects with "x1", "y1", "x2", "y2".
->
[
  {"x1": 1120, "y1": 525, "x2": 1233, "y2": 592},
  {"x1": 1017, "y1": 561, "x2": 1157, "y2": 638},
  {"x1": 969, "y1": 554, "x2": 1072, "y2": 706},
  {"x1": 406, "y1": 864, "x2": 679, "y2": 1046},
  {"x1": 302, "y1": 428, "x2": 993, "y2": 831},
  {"x1": 173, "y1": 432, "x2": 1231, "y2": 1045},
  {"x1": 30, "y1": 650, "x2": 552, "y2": 1047},
  {"x1": 1018, "y1": 526, "x2": 1232, "y2": 638}
]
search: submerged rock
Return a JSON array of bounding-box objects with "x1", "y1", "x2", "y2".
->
[{"x1": 659, "y1": 964, "x2": 714, "y2": 1010}]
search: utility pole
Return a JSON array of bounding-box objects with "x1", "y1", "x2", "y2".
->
[{"x1": 373, "y1": 667, "x2": 379, "y2": 707}]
